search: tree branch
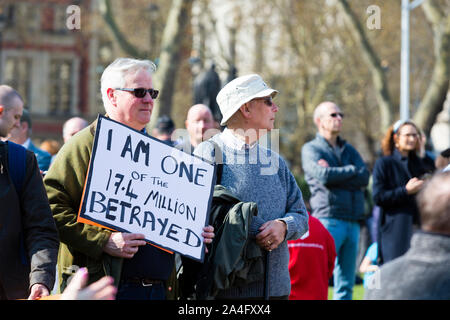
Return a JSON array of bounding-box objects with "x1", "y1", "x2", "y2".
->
[
  {"x1": 337, "y1": 0, "x2": 394, "y2": 132},
  {"x1": 99, "y1": 0, "x2": 146, "y2": 58}
]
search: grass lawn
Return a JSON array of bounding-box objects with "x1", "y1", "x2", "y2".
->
[{"x1": 328, "y1": 284, "x2": 365, "y2": 300}]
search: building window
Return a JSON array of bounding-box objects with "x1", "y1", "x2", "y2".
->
[
  {"x1": 3, "y1": 56, "x2": 32, "y2": 108},
  {"x1": 49, "y1": 59, "x2": 73, "y2": 115},
  {"x1": 16, "y1": 2, "x2": 40, "y2": 31},
  {"x1": 53, "y1": 5, "x2": 68, "y2": 33}
]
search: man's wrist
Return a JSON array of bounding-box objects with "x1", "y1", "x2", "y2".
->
[{"x1": 276, "y1": 219, "x2": 288, "y2": 238}]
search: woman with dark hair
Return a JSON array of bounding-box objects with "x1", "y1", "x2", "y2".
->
[{"x1": 372, "y1": 120, "x2": 435, "y2": 264}]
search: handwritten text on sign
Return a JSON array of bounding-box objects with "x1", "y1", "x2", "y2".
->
[{"x1": 78, "y1": 115, "x2": 215, "y2": 261}]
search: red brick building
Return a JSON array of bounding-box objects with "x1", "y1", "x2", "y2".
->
[{"x1": 0, "y1": 0, "x2": 108, "y2": 141}]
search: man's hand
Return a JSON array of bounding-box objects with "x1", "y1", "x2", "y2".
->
[
  {"x1": 28, "y1": 283, "x2": 50, "y2": 300},
  {"x1": 318, "y1": 159, "x2": 330, "y2": 168},
  {"x1": 202, "y1": 225, "x2": 214, "y2": 253},
  {"x1": 103, "y1": 232, "x2": 147, "y2": 258},
  {"x1": 255, "y1": 220, "x2": 287, "y2": 251}
]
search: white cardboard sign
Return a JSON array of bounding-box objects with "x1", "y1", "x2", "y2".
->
[{"x1": 78, "y1": 115, "x2": 216, "y2": 262}]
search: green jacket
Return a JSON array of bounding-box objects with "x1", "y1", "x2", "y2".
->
[
  {"x1": 44, "y1": 120, "x2": 122, "y2": 292},
  {"x1": 196, "y1": 185, "x2": 264, "y2": 299}
]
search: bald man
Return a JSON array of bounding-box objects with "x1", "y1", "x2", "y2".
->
[
  {"x1": 176, "y1": 104, "x2": 218, "y2": 154},
  {"x1": 301, "y1": 101, "x2": 369, "y2": 300},
  {"x1": 0, "y1": 85, "x2": 58, "y2": 300},
  {"x1": 365, "y1": 172, "x2": 450, "y2": 300},
  {"x1": 62, "y1": 117, "x2": 88, "y2": 143}
]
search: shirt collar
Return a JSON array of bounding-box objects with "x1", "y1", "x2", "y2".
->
[
  {"x1": 316, "y1": 133, "x2": 346, "y2": 148},
  {"x1": 221, "y1": 128, "x2": 257, "y2": 150},
  {"x1": 22, "y1": 138, "x2": 31, "y2": 149},
  {"x1": 393, "y1": 148, "x2": 411, "y2": 161}
]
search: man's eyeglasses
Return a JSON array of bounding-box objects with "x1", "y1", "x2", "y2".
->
[
  {"x1": 253, "y1": 97, "x2": 274, "y2": 107},
  {"x1": 115, "y1": 88, "x2": 159, "y2": 99},
  {"x1": 330, "y1": 112, "x2": 344, "y2": 118}
]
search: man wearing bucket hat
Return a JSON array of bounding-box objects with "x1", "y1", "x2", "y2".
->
[{"x1": 194, "y1": 74, "x2": 308, "y2": 299}]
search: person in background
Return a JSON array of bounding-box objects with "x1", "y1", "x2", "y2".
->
[
  {"x1": 40, "y1": 139, "x2": 62, "y2": 167},
  {"x1": 288, "y1": 213, "x2": 336, "y2": 300},
  {"x1": 0, "y1": 85, "x2": 59, "y2": 300},
  {"x1": 435, "y1": 148, "x2": 450, "y2": 171},
  {"x1": 7, "y1": 109, "x2": 52, "y2": 172},
  {"x1": 301, "y1": 101, "x2": 370, "y2": 300},
  {"x1": 40, "y1": 139, "x2": 61, "y2": 157},
  {"x1": 152, "y1": 115, "x2": 176, "y2": 146},
  {"x1": 175, "y1": 104, "x2": 218, "y2": 154},
  {"x1": 372, "y1": 120, "x2": 435, "y2": 265},
  {"x1": 62, "y1": 116, "x2": 88, "y2": 143},
  {"x1": 418, "y1": 129, "x2": 436, "y2": 173},
  {"x1": 359, "y1": 242, "x2": 378, "y2": 289},
  {"x1": 365, "y1": 172, "x2": 450, "y2": 300}
]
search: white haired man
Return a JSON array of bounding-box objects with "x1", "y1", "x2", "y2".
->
[
  {"x1": 194, "y1": 74, "x2": 308, "y2": 299},
  {"x1": 44, "y1": 58, "x2": 214, "y2": 300}
]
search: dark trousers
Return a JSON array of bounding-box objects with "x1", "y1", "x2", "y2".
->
[{"x1": 116, "y1": 281, "x2": 166, "y2": 300}]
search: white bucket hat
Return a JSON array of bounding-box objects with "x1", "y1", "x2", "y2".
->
[{"x1": 216, "y1": 74, "x2": 278, "y2": 126}]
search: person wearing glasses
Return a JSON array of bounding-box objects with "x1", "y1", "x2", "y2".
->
[
  {"x1": 372, "y1": 120, "x2": 435, "y2": 266},
  {"x1": 194, "y1": 74, "x2": 309, "y2": 299},
  {"x1": 44, "y1": 58, "x2": 214, "y2": 300},
  {"x1": 301, "y1": 101, "x2": 370, "y2": 300}
]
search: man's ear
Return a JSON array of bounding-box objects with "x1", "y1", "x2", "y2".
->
[
  {"x1": 239, "y1": 103, "x2": 252, "y2": 119},
  {"x1": 106, "y1": 88, "x2": 116, "y2": 106},
  {"x1": 314, "y1": 117, "x2": 321, "y2": 129}
]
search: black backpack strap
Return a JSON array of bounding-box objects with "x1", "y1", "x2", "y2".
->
[
  {"x1": 7, "y1": 141, "x2": 27, "y2": 194},
  {"x1": 6, "y1": 141, "x2": 29, "y2": 266}
]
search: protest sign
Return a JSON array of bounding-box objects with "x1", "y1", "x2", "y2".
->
[{"x1": 78, "y1": 115, "x2": 216, "y2": 262}]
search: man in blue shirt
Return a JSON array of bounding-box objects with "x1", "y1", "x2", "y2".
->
[{"x1": 7, "y1": 109, "x2": 52, "y2": 172}]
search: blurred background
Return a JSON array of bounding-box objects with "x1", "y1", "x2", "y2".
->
[{"x1": 0, "y1": 0, "x2": 448, "y2": 177}]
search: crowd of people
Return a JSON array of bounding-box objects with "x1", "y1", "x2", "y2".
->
[{"x1": 0, "y1": 57, "x2": 449, "y2": 301}]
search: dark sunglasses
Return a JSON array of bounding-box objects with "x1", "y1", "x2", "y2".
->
[
  {"x1": 115, "y1": 87, "x2": 159, "y2": 99},
  {"x1": 253, "y1": 97, "x2": 274, "y2": 107},
  {"x1": 330, "y1": 112, "x2": 344, "y2": 118}
]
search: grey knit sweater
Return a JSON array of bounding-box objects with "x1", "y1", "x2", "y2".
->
[{"x1": 194, "y1": 133, "x2": 309, "y2": 298}]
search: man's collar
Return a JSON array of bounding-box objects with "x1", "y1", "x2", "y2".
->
[
  {"x1": 316, "y1": 132, "x2": 345, "y2": 148},
  {"x1": 22, "y1": 138, "x2": 31, "y2": 149},
  {"x1": 222, "y1": 128, "x2": 257, "y2": 150}
]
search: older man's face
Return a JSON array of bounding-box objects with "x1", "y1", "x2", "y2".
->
[
  {"x1": 319, "y1": 103, "x2": 343, "y2": 135},
  {"x1": 0, "y1": 97, "x2": 23, "y2": 138},
  {"x1": 247, "y1": 96, "x2": 279, "y2": 131},
  {"x1": 112, "y1": 69, "x2": 154, "y2": 131},
  {"x1": 186, "y1": 107, "x2": 215, "y2": 147}
]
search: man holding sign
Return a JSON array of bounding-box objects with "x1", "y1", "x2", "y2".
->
[{"x1": 44, "y1": 58, "x2": 214, "y2": 300}]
